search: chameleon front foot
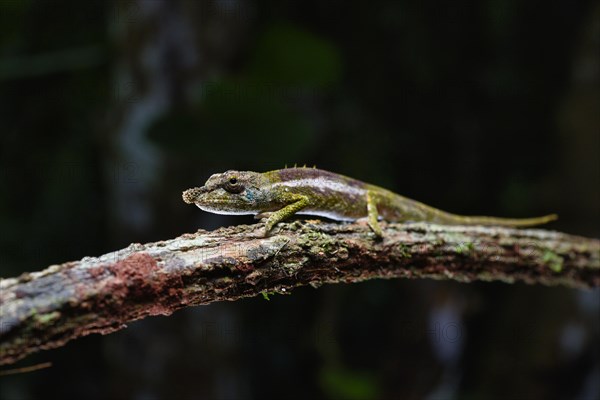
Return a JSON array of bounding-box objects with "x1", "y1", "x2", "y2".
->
[
  {"x1": 263, "y1": 220, "x2": 277, "y2": 237},
  {"x1": 262, "y1": 196, "x2": 310, "y2": 237}
]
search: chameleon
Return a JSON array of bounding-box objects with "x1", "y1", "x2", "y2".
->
[{"x1": 182, "y1": 167, "x2": 557, "y2": 237}]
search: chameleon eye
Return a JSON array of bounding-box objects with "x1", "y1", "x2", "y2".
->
[{"x1": 224, "y1": 177, "x2": 244, "y2": 194}]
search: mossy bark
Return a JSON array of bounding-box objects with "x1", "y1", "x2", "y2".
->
[{"x1": 1, "y1": 221, "x2": 598, "y2": 366}]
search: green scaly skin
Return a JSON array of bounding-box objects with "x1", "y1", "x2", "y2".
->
[{"x1": 182, "y1": 167, "x2": 557, "y2": 237}]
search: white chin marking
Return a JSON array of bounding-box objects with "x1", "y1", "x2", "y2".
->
[{"x1": 196, "y1": 204, "x2": 256, "y2": 215}]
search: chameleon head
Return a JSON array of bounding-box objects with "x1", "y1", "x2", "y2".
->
[{"x1": 182, "y1": 170, "x2": 270, "y2": 215}]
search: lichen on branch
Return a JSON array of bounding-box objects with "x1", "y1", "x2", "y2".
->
[{"x1": 1, "y1": 221, "x2": 598, "y2": 366}]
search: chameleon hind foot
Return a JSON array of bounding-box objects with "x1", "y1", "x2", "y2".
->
[{"x1": 366, "y1": 191, "x2": 383, "y2": 238}]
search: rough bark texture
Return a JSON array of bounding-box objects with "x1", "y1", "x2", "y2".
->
[{"x1": 1, "y1": 221, "x2": 599, "y2": 366}]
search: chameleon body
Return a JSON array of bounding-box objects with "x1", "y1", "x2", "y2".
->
[{"x1": 182, "y1": 167, "x2": 557, "y2": 237}]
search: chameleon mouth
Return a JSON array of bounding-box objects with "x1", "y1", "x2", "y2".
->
[
  {"x1": 183, "y1": 186, "x2": 258, "y2": 215},
  {"x1": 183, "y1": 191, "x2": 247, "y2": 209}
]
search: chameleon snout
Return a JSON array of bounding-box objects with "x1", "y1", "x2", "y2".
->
[{"x1": 182, "y1": 187, "x2": 208, "y2": 204}]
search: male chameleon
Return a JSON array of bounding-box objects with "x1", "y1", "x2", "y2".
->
[{"x1": 182, "y1": 167, "x2": 557, "y2": 237}]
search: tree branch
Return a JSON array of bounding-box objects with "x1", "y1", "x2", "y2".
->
[{"x1": 1, "y1": 221, "x2": 598, "y2": 366}]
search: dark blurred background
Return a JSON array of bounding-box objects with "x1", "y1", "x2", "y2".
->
[{"x1": 1, "y1": 0, "x2": 599, "y2": 399}]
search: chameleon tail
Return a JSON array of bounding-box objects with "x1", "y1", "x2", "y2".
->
[{"x1": 443, "y1": 213, "x2": 558, "y2": 227}]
